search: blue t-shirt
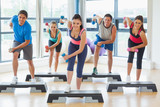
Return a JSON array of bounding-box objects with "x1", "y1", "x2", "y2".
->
[{"x1": 11, "y1": 15, "x2": 32, "y2": 45}]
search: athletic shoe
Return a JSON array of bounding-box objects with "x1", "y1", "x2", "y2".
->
[
  {"x1": 64, "y1": 84, "x2": 71, "y2": 93},
  {"x1": 11, "y1": 76, "x2": 18, "y2": 85},
  {"x1": 92, "y1": 67, "x2": 98, "y2": 75}
]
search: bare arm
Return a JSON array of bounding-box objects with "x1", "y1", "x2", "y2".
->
[
  {"x1": 98, "y1": 26, "x2": 117, "y2": 45},
  {"x1": 46, "y1": 26, "x2": 50, "y2": 33},
  {"x1": 123, "y1": 17, "x2": 133, "y2": 27},
  {"x1": 93, "y1": 15, "x2": 103, "y2": 25},
  {"x1": 131, "y1": 31, "x2": 148, "y2": 50},
  {"x1": 49, "y1": 31, "x2": 62, "y2": 49},
  {"x1": 59, "y1": 19, "x2": 72, "y2": 29},
  {"x1": 11, "y1": 40, "x2": 30, "y2": 52}
]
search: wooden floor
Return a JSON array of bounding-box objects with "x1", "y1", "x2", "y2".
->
[{"x1": 0, "y1": 63, "x2": 160, "y2": 107}]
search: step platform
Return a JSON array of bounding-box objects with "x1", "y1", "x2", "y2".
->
[
  {"x1": 25, "y1": 73, "x2": 67, "y2": 82},
  {"x1": 0, "y1": 82, "x2": 47, "y2": 93},
  {"x1": 82, "y1": 73, "x2": 121, "y2": 82},
  {"x1": 47, "y1": 90, "x2": 104, "y2": 103},
  {"x1": 106, "y1": 81, "x2": 157, "y2": 92}
]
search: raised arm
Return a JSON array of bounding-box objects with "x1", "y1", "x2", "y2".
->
[
  {"x1": 92, "y1": 14, "x2": 103, "y2": 25},
  {"x1": 123, "y1": 17, "x2": 133, "y2": 27},
  {"x1": 9, "y1": 18, "x2": 13, "y2": 28},
  {"x1": 60, "y1": 18, "x2": 72, "y2": 29}
]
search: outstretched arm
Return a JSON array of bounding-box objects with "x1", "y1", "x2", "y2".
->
[{"x1": 123, "y1": 17, "x2": 133, "y2": 27}]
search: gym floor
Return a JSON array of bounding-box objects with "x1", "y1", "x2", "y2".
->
[{"x1": 0, "y1": 63, "x2": 160, "y2": 107}]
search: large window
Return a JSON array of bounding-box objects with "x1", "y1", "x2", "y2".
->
[{"x1": 0, "y1": 0, "x2": 36, "y2": 62}]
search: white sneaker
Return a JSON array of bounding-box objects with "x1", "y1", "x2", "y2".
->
[
  {"x1": 48, "y1": 68, "x2": 52, "y2": 74},
  {"x1": 11, "y1": 76, "x2": 18, "y2": 85},
  {"x1": 64, "y1": 84, "x2": 71, "y2": 93},
  {"x1": 31, "y1": 78, "x2": 36, "y2": 83},
  {"x1": 126, "y1": 75, "x2": 131, "y2": 82}
]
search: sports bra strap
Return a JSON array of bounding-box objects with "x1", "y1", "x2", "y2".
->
[{"x1": 79, "y1": 28, "x2": 85, "y2": 36}]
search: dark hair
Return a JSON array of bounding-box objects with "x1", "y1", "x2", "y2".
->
[
  {"x1": 135, "y1": 15, "x2": 145, "y2": 33},
  {"x1": 104, "y1": 14, "x2": 112, "y2": 20},
  {"x1": 18, "y1": 10, "x2": 28, "y2": 18},
  {"x1": 72, "y1": 14, "x2": 83, "y2": 30}
]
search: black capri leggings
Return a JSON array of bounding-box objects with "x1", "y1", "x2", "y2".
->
[{"x1": 128, "y1": 39, "x2": 145, "y2": 69}]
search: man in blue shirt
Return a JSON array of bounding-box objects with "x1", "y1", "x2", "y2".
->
[{"x1": 9, "y1": 10, "x2": 35, "y2": 84}]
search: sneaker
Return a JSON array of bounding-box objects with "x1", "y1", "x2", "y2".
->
[
  {"x1": 126, "y1": 75, "x2": 131, "y2": 82},
  {"x1": 48, "y1": 68, "x2": 52, "y2": 74},
  {"x1": 11, "y1": 76, "x2": 18, "y2": 85},
  {"x1": 92, "y1": 67, "x2": 98, "y2": 75},
  {"x1": 64, "y1": 84, "x2": 71, "y2": 93},
  {"x1": 31, "y1": 78, "x2": 36, "y2": 83}
]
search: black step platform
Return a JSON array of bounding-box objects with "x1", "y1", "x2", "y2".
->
[
  {"x1": 0, "y1": 82, "x2": 47, "y2": 93},
  {"x1": 25, "y1": 73, "x2": 67, "y2": 82},
  {"x1": 107, "y1": 81, "x2": 157, "y2": 92},
  {"x1": 47, "y1": 90, "x2": 104, "y2": 103},
  {"x1": 82, "y1": 73, "x2": 121, "y2": 82}
]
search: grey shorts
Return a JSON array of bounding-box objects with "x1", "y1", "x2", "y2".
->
[{"x1": 13, "y1": 40, "x2": 33, "y2": 60}]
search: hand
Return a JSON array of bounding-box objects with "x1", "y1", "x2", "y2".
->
[
  {"x1": 123, "y1": 20, "x2": 127, "y2": 26},
  {"x1": 8, "y1": 48, "x2": 15, "y2": 53},
  {"x1": 97, "y1": 42, "x2": 102, "y2": 47},
  {"x1": 45, "y1": 48, "x2": 49, "y2": 52},
  {"x1": 63, "y1": 55, "x2": 69, "y2": 60},
  {"x1": 60, "y1": 19, "x2": 64, "y2": 24},
  {"x1": 130, "y1": 47, "x2": 136, "y2": 52}
]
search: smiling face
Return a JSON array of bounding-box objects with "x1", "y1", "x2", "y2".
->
[
  {"x1": 18, "y1": 14, "x2": 27, "y2": 26},
  {"x1": 134, "y1": 19, "x2": 142, "y2": 30},
  {"x1": 72, "y1": 19, "x2": 82, "y2": 30},
  {"x1": 50, "y1": 23, "x2": 57, "y2": 32},
  {"x1": 103, "y1": 17, "x2": 112, "y2": 27}
]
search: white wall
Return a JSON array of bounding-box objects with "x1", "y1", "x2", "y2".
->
[{"x1": 148, "y1": 0, "x2": 160, "y2": 69}]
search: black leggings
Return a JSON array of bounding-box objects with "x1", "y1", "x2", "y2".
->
[{"x1": 128, "y1": 39, "x2": 145, "y2": 69}]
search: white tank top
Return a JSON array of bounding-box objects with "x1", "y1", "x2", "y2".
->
[{"x1": 98, "y1": 19, "x2": 114, "y2": 40}]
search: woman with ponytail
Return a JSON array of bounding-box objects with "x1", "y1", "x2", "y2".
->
[
  {"x1": 123, "y1": 15, "x2": 148, "y2": 82},
  {"x1": 60, "y1": 14, "x2": 87, "y2": 92}
]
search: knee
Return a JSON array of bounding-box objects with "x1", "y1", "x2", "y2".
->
[
  {"x1": 50, "y1": 51, "x2": 54, "y2": 56},
  {"x1": 28, "y1": 61, "x2": 34, "y2": 67},
  {"x1": 13, "y1": 53, "x2": 19, "y2": 60}
]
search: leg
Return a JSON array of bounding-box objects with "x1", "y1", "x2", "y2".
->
[
  {"x1": 27, "y1": 60, "x2": 35, "y2": 79},
  {"x1": 67, "y1": 42, "x2": 77, "y2": 84},
  {"x1": 127, "y1": 63, "x2": 133, "y2": 75},
  {"x1": 127, "y1": 39, "x2": 135, "y2": 76},
  {"x1": 107, "y1": 50, "x2": 113, "y2": 73},
  {"x1": 12, "y1": 52, "x2": 19, "y2": 76},
  {"x1": 136, "y1": 47, "x2": 145, "y2": 80},
  {"x1": 67, "y1": 71, "x2": 74, "y2": 84},
  {"x1": 126, "y1": 51, "x2": 134, "y2": 82},
  {"x1": 49, "y1": 49, "x2": 54, "y2": 69},
  {"x1": 54, "y1": 52, "x2": 60, "y2": 72},
  {"x1": 136, "y1": 69, "x2": 142, "y2": 81},
  {"x1": 76, "y1": 45, "x2": 87, "y2": 89},
  {"x1": 76, "y1": 77, "x2": 82, "y2": 89},
  {"x1": 94, "y1": 45, "x2": 101, "y2": 68}
]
